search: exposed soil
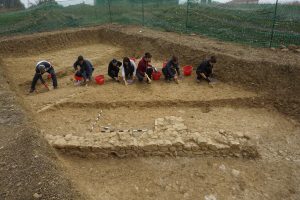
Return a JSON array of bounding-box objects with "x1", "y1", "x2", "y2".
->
[
  {"x1": 1, "y1": 25, "x2": 299, "y2": 118},
  {"x1": 0, "y1": 66, "x2": 81, "y2": 199},
  {"x1": 60, "y1": 156, "x2": 299, "y2": 200},
  {"x1": 0, "y1": 25, "x2": 299, "y2": 200}
]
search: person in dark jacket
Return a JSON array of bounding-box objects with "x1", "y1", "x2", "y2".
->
[
  {"x1": 73, "y1": 55, "x2": 94, "y2": 83},
  {"x1": 196, "y1": 56, "x2": 217, "y2": 83},
  {"x1": 107, "y1": 59, "x2": 122, "y2": 81},
  {"x1": 136, "y1": 52, "x2": 154, "y2": 83},
  {"x1": 30, "y1": 60, "x2": 57, "y2": 93},
  {"x1": 121, "y1": 57, "x2": 137, "y2": 85},
  {"x1": 162, "y1": 56, "x2": 180, "y2": 84}
]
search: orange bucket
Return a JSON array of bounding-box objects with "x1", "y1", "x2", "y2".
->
[
  {"x1": 152, "y1": 71, "x2": 162, "y2": 80},
  {"x1": 95, "y1": 75, "x2": 105, "y2": 85},
  {"x1": 74, "y1": 75, "x2": 83, "y2": 81},
  {"x1": 183, "y1": 66, "x2": 193, "y2": 76}
]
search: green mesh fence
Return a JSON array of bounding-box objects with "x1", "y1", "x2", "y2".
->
[{"x1": 0, "y1": 0, "x2": 299, "y2": 48}]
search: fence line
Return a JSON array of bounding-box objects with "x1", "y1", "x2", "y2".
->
[{"x1": 0, "y1": 0, "x2": 299, "y2": 48}]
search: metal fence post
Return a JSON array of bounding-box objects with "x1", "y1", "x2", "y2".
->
[
  {"x1": 269, "y1": 0, "x2": 279, "y2": 48},
  {"x1": 185, "y1": 0, "x2": 189, "y2": 32},
  {"x1": 108, "y1": 0, "x2": 112, "y2": 24},
  {"x1": 142, "y1": 0, "x2": 145, "y2": 26}
]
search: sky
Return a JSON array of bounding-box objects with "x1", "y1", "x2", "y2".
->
[
  {"x1": 21, "y1": 0, "x2": 299, "y2": 8},
  {"x1": 21, "y1": 0, "x2": 94, "y2": 8}
]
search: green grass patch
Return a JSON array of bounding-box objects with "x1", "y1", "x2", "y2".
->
[{"x1": 0, "y1": 2, "x2": 299, "y2": 47}]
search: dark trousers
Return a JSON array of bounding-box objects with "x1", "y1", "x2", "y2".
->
[
  {"x1": 136, "y1": 68, "x2": 153, "y2": 82},
  {"x1": 31, "y1": 68, "x2": 57, "y2": 90},
  {"x1": 76, "y1": 69, "x2": 94, "y2": 81},
  {"x1": 108, "y1": 69, "x2": 119, "y2": 79},
  {"x1": 162, "y1": 67, "x2": 176, "y2": 80},
  {"x1": 125, "y1": 72, "x2": 134, "y2": 80}
]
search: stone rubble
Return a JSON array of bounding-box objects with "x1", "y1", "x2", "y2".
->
[
  {"x1": 33, "y1": 193, "x2": 42, "y2": 199},
  {"x1": 219, "y1": 164, "x2": 226, "y2": 172},
  {"x1": 231, "y1": 169, "x2": 240, "y2": 177},
  {"x1": 45, "y1": 116, "x2": 259, "y2": 159},
  {"x1": 204, "y1": 194, "x2": 217, "y2": 200}
]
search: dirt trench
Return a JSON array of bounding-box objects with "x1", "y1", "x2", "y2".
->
[
  {"x1": 0, "y1": 25, "x2": 299, "y2": 200},
  {"x1": 0, "y1": 25, "x2": 299, "y2": 119}
]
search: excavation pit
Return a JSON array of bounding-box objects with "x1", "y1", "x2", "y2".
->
[{"x1": 1, "y1": 26, "x2": 299, "y2": 200}]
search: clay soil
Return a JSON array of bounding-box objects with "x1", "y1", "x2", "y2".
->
[{"x1": 0, "y1": 25, "x2": 299, "y2": 200}]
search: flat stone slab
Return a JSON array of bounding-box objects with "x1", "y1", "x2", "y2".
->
[{"x1": 46, "y1": 116, "x2": 259, "y2": 159}]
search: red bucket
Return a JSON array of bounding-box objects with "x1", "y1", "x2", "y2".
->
[
  {"x1": 74, "y1": 75, "x2": 83, "y2": 81},
  {"x1": 95, "y1": 75, "x2": 105, "y2": 85},
  {"x1": 183, "y1": 66, "x2": 193, "y2": 76},
  {"x1": 152, "y1": 71, "x2": 161, "y2": 81}
]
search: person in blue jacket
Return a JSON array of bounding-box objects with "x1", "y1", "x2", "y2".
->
[
  {"x1": 73, "y1": 55, "x2": 94, "y2": 84},
  {"x1": 162, "y1": 56, "x2": 180, "y2": 84},
  {"x1": 30, "y1": 60, "x2": 57, "y2": 93}
]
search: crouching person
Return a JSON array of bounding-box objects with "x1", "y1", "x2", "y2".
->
[
  {"x1": 121, "y1": 57, "x2": 137, "y2": 85},
  {"x1": 73, "y1": 55, "x2": 94, "y2": 84},
  {"x1": 196, "y1": 56, "x2": 217, "y2": 84},
  {"x1": 136, "y1": 52, "x2": 153, "y2": 84},
  {"x1": 30, "y1": 60, "x2": 57, "y2": 93},
  {"x1": 162, "y1": 56, "x2": 180, "y2": 84},
  {"x1": 108, "y1": 59, "x2": 122, "y2": 82}
]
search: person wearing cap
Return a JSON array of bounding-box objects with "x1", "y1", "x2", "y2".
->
[
  {"x1": 196, "y1": 56, "x2": 217, "y2": 83},
  {"x1": 73, "y1": 55, "x2": 94, "y2": 83},
  {"x1": 162, "y1": 56, "x2": 180, "y2": 84},
  {"x1": 30, "y1": 60, "x2": 57, "y2": 93},
  {"x1": 136, "y1": 52, "x2": 154, "y2": 83},
  {"x1": 108, "y1": 59, "x2": 122, "y2": 81},
  {"x1": 120, "y1": 57, "x2": 137, "y2": 85}
]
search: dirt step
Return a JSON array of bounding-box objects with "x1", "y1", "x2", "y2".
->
[{"x1": 37, "y1": 97, "x2": 266, "y2": 113}]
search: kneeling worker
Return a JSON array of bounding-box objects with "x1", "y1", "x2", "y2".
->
[
  {"x1": 30, "y1": 60, "x2": 57, "y2": 93},
  {"x1": 108, "y1": 59, "x2": 122, "y2": 82},
  {"x1": 162, "y1": 56, "x2": 180, "y2": 84},
  {"x1": 196, "y1": 56, "x2": 217, "y2": 84},
  {"x1": 136, "y1": 52, "x2": 154, "y2": 84},
  {"x1": 73, "y1": 55, "x2": 94, "y2": 84},
  {"x1": 121, "y1": 57, "x2": 137, "y2": 85}
]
